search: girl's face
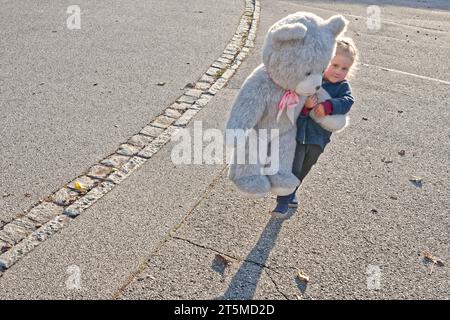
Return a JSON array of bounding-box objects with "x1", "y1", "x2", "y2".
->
[{"x1": 324, "y1": 54, "x2": 353, "y2": 83}]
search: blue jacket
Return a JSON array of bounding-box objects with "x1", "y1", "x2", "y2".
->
[{"x1": 296, "y1": 79, "x2": 354, "y2": 150}]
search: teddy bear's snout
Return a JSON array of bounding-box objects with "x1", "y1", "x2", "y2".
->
[{"x1": 315, "y1": 85, "x2": 321, "y2": 91}]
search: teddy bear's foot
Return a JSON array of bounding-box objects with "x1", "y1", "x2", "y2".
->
[
  {"x1": 268, "y1": 173, "x2": 300, "y2": 196},
  {"x1": 232, "y1": 175, "x2": 271, "y2": 198}
]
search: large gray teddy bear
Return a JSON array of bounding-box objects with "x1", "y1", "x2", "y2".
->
[{"x1": 226, "y1": 12, "x2": 348, "y2": 197}]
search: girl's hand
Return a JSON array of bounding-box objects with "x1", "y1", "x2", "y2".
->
[
  {"x1": 313, "y1": 103, "x2": 326, "y2": 117},
  {"x1": 304, "y1": 94, "x2": 318, "y2": 109}
]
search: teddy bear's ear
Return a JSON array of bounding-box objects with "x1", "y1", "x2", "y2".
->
[
  {"x1": 271, "y1": 23, "x2": 307, "y2": 44},
  {"x1": 323, "y1": 15, "x2": 348, "y2": 37}
]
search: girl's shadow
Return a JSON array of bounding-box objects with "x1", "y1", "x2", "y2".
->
[{"x1": 215, "y1": 209, "x2": 296, "y2": 300}]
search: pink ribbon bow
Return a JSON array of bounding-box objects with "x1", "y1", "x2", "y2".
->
[
  {"x1": 278, "y1": 90, "x2": 299, "y2": 111},
  {"x1": 276, "y1": 90, "x2": 299, "y2": 123}
]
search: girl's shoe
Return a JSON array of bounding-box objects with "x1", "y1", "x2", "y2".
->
[
  {"x1": 288, "y1": 194, "x2": 298, "y2": 208},
  {"x1": 271, "y1": 202, "x2": 289, "y2": 218}
]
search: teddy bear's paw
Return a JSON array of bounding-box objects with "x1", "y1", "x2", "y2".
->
[
  {"x1": 233, "y1": 175, "x2": 271, "y2": 197},
  {"x1": 268, "y1": 173, "x2": 299, "y2": 196},
  {"x1": 312, "y1": 114, "x2": 348, "y2": 132}
]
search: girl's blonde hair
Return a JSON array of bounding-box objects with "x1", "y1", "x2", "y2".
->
[{"x1": 335, "y1": 37, "x2": 359, "y2": 79}]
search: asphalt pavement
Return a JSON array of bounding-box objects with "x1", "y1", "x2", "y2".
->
[
  {"x1": 0, "y1": 0, "x2": 241, "y2": 224},
  {"x1": 0, "y1": 0, "x2": 449, "y2": 299}
]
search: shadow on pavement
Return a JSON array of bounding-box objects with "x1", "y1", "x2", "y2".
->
[{"x1": 217, "y1": 209, "x2": 296, "y2": 299}]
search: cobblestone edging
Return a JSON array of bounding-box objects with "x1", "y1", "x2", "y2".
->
[{"x1": 0, "y1": 0, "x2": 261, "y2": 275}]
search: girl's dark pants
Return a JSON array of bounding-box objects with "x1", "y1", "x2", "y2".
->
[{"x1": 277, "y1": 143, "x2": 323, "y2": 204}]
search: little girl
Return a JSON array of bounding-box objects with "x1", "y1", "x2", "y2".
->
[{"x1": 272, "y1": 37, "x2": 359, "y2": 217}]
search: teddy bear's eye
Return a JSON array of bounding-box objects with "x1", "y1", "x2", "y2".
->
[{"x1": 305, "y1": 72, "x2": 311, "y2": 76}]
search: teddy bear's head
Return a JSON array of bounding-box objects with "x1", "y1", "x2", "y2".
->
[{"x1": 262, "y1": 12, "x2": 348, "y2": 96}]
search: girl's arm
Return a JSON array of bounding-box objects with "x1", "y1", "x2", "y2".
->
[{"x1": 326, "y1": 82, "x2": 355, "y2": 115}]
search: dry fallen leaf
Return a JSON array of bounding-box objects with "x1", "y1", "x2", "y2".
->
[
  {"x1": 296, "y1": 269, "x2": 310, "y2": 283},
  {"x1": 215, "y1": 254, "x2": 233, "y2": 266},
  {"x1": 74, "y1": 181, "x2": 85, "y2": 191},
  {"x1": 422, "y1": 251, "x2": 444, "y2": 267}
]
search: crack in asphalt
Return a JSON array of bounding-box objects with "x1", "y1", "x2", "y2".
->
[
  {"x1": 171, "y1": 235, "x2": 296, "y2": 299},
  {"x1": 111, "y1": 165, "x2": 230, "y2": 299},
  {"x1": 264, "y1": 268, "x2": 290, "y2": 300},
  {"x1": 172, "y1": 235, "x2": 283, "y2": 275}
]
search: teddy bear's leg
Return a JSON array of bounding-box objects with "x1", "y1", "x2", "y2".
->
[
  {"x1": 228, "y1": 147, "x2": 271, "y2": 198},
  {"x1": 266, "y1": 129, "x2": 300, "y2": 196}
]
